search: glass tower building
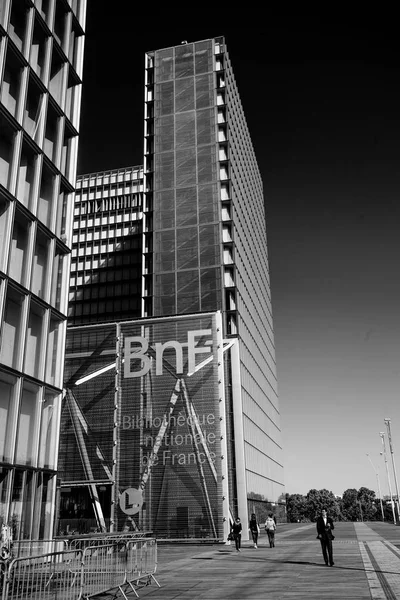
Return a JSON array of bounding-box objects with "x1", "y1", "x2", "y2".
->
[
  {"x1": 143, "y1": 38, "x2": 284, "y2": 515},
  {"x1": 58, "y1": 37, "x2": 284, "y2": 539},
  {"x1": 0, "y1": 0, "x2": 86, "y2": 540}
]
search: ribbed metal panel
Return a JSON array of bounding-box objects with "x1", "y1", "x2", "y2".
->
[
  {"x1": 59, "y1": 314, "x2": 226, "y2": 539},
  {"x1": 116, "y1": 314, "x2": 224, "y2": 539}
]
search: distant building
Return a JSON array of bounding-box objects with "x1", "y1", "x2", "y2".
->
[
  {"x1": 68, "y1": 166, "x2": 143, "y2": 326},
  {"x1": 0, "y1": 0, "x2": 86, "y2": 539},
  {"x1": 58, "y1": 37, "x2": 284, "y2": 539}
]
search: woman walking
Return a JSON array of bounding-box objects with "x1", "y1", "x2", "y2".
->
[
  {"x1": 249, "y1": 513, "x2": 260, "y2": 548},
  {"x1": 265, "y1": 513, "x2": 276, "y2": 548},
  {"x1": 231, "y1": 517, "x2": 242, "y2": 552}
]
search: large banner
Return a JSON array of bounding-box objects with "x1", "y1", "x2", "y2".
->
[{"x1": 116, "y1": 313, "x2": 226, "y2": 539}]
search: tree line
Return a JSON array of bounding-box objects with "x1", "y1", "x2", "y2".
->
[{"x1": 285, "y1": 488, "x2": 396, "y2": 522}]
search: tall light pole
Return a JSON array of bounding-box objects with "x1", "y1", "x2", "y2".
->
[
  {"x1": 366, "y1": 453, "x2": 385, "y2": 521},
  {"x1": 384, "y1": 418, "x2": 400, "y2": 524},
  {"x1": 380, "y1": 432, "x2": 396, "y2": 524}
]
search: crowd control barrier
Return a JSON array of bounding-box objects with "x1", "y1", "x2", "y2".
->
[
  {"x1": 2, "y1": 550, "x2": 83, "y2": 600},
  {"x1": 12, "y1": 539, "x2": 67, "y2": 558},
  {"x1": 0, "y1": 537, "x2": 160, "y2": 599},
  {"x1": 81, "y1": 538, "x2": 159, "y2": 598},
  {"x1": 67, "y1": 531, "x2": 150, "y2": 552}
]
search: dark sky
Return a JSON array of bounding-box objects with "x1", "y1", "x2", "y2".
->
[{"x1": 78, "y1": 12, "x2": 400, "y2": 496}]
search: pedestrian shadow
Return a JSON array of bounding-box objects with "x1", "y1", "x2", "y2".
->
[{"x1": 242, "y1": 556, "x2": 400, "y2": 576}]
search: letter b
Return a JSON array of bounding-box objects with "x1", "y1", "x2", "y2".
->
[{"x1": 124, "y1": 336, "x2": 151, "y2": 378}]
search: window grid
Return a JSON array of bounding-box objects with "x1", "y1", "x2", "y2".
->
[{"x1": 0, "y1": 0, "x2": 86, "y2": 541}]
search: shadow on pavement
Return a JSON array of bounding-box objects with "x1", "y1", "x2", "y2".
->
[{"x1": 236, "y1": 555, "x2": 400, "y2": 576}]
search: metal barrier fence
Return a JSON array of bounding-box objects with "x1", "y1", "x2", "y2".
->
[
  {"x1": 125, "y1": 538, "x2": 159, "y2": 596},
  {"x1": 66, "y1": 531, "x2": 150, "y2": 552},
  {"x1": 81, "y1": 538, "x2": 159, "y2": 599},
  {"x1": 81, "y1": 542, "x2": 128, "y2": 598},
  {"x1": 2, "y1": 550, "x2": 83, "y2": 600},
  {"x1": 1, "y1": 537, "x2": 160, "y2": 600},
  {"x1": 12, "y1": 539, "x2": 67, "y2": 558}
]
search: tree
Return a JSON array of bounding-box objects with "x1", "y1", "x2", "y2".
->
[
  {"x1": 341, "y1": 488, "x2": 359, "y2": 521},
  {"x1": 286, "y1": 493, "x2": 307, "y2": 522},
  {"x1": 305, "y1": 489, "x2": 341, "y2": 522},
  {"x1": 340, "y1": 487, "x2": 378, "y2": 521},
  {"x1": 358, "y1": 487, "x2": 377, "y2": 521}
]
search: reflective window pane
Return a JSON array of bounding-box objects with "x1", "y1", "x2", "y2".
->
[
  {"x1": 0, "y1": 114, "x2": 16, "y2": 190},
  {"x1": 155, "y1": 48, "x2": 174, "y2": 82},
  {"x1": 17, "y1": 141, "x2": 38, "y2": 211},
  {"x1": 31, "y1": 228, "x2": 50, "y2": 299},
  {"x1": 45, "y1": 316, "x2": 63, "y2": 387},
  {"x1": 55, "y1": 181, "x2": 68, "y2": 239},
  {"x1": 10, "y1": 469, "x2": 24, "y2": 538},
  {"x1": 30, "y1": 17, "x2": 49, "y2": 80},
  {"x1": 24, "y1": 77, "x2": 45, "y2": 144},
  {"x1": 175, "y1": 44, "x2": 194, "y2": 79},
  {"x1": 49, "y1": 49, "x2": 65, "y2": 105},
  {"x1": 24, "y1": 301, "x2": 45, "y2": 379},
  {"x1": 176, "y1": 187, "x2": 197, "y2": 227},
  {"x1": 0, "y1": 192, "x2": 11, "y2": 272},
  {"x1": 51, "y1": 245, "x2": 68, "y2": 312},
  {"x1": 43, "y1": 104, "x2": 60, "y2": 163},
  {"x1": 0, "y1": 287, "x2": 24, "y2": 369},
  {"x1": 38, "y1": 162, "x2": 55, "y2": 228},
  {"x1": 0, "y1": 373, "x2": 18, "y2": 463},
  {"x1": 177, "y1": 227, "x2": 198, "y2": 270},
  {"x1": 38, "y1": 392, "x2": 59, "y2": 469},
  {"x1": 65, "y1": 71, "x2": 79, "y2": 125},
  {"x1": 15, "y1": 382, "x2": 40, "y2": 466},
  {"x1": 201, "y1": 267, "x2": 221, "y2": 311},
  {"x1": 19, "y1": 471, "x2": 34, "y2": 539},
  {"x1": 9, "y1": 1, "x2": 28, "y2": 51},
  {"x1": 54, "y1": 0, "x2": 68, "y2": 50},
  {"x1": 0, "y1": 468, "x2": 12, "y2": 528},
  {"x1": 37, "y1": 473, "x2": 55, "y2": 539},
  {"x1": 175, "y1": 77, "x2": 194, "y2": 113},
  {"x1": 177, "y1": 269, "x2": 199, "y2": 313},
  {"x1": 195, "y1": 41, "x2": 213, "y2": 75},
  {"x1": 61, "y1": 124, "x2": 76, "y2": 178},
  {"x1": 0, "y1": 46, "x2": 24, "y2": 118},
  {"x1": 35, "y1": 0, "x2": 51, "y2": 26},
  {"x1": 9, "y1": 210, "x2": 30, "y2": 285}
]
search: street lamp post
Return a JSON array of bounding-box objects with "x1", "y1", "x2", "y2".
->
[
  {"x1": 366, "y1": 453, "x2": 385, "y2": 521},
  {"x1": 380, "y1": 432, "x2": 397, "y2": 524},
  {"x1": 384, "y1": 418, "x2": 400, "y2": 524}
]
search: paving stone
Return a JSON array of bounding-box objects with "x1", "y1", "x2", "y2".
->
[{"x1": 95, "y1": 522, "x2": 400, "y2": 599}]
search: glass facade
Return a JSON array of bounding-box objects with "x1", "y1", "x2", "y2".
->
[
  {"x1": 59, "y1": 314, "x2": 229, "y2": 540},
  {"x1": 143, "y1": 40, "x2": 221, "y2": 318},
  {"x1": 143, "y1": 39, "x2": 285, "y2": 523},
  {"x1": 0, "y1": 0, "x2": 86, "y2": 539}
]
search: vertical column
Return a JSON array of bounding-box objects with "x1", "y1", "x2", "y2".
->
[
  {"x1": 142, "y1": 52, "x2": 154, "y2": 317},
  {"x1": 216, "y1": 311, "x2": 231, "y2": 540}
]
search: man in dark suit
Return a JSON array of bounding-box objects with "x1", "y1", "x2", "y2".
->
[{"x1": 316, "y1": 508, "x2": 335, "y2": 566}]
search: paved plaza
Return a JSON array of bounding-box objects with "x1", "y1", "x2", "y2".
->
[{"x1": 128, "y1": 521, "x2": 400, "y2": 600}]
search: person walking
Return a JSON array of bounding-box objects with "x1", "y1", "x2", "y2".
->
[
  {"x1": 316, "y1": 508, "x2": 335, "y2": 566},
  {"x1": 265, "y1": 513, "x2": 276, "y2": 547},
  {"x1": 249, "y1": 513, "x2": 260, "y2": 548},
  {"x1": 231, "y1": 517, "x2": 242, "y2": 552}
]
